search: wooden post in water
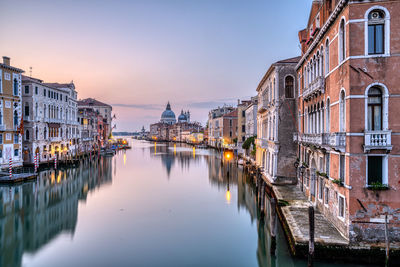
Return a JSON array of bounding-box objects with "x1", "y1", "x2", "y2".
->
[
  {"x1": 270, "y1": 197, "x2": 277, "y2": 256},
  {"x1": 308, "y1": 206, "x2": 315, "y2": 267},
  {"x1": 385, "y1": 214, "x2": 390, "y2": 266}
]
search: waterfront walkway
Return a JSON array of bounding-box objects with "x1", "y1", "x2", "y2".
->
[
  {"x1": 272, "y1": 184, "x2": 349, "y2": 246},
  {"x1": 0, "y1": 172, "x2": 37, "y2": 183}
]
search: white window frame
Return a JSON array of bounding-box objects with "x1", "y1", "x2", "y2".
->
[
  {"x1": 364, "y1": 83, "x2": 389, "y2": 131},
  {"x1": 364, "y1": 6, "x2": 390, "y2": 56},
  {"x1": 339, "y1": 89, "x2": 346, "y2": 132},
  {"x1": 338, "y1": 18, "x2": 346, "y2": 64},
  {"x1": 0, "y1": 69, "x2": 2, "y2": 93},
  {"x1": 324, "y1": 187, "x2": 329, "y2": 207},
  {"x1": 338, "y1": 193, "x2": 346, "y2": 221},
  {"x1": 366, "y1": 154, "x2": 388, "y2": 186}
]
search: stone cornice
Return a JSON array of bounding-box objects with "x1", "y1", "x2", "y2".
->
[{"x1": 296, "y1": 0, "x2": 348, "y2": 70}]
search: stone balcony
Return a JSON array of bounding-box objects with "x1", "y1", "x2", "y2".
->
[
  {"x1": 303, "y1": 76, "x2": 325, "y2": 100},
  {"x1": 364, "y1": 130, "x2": 392, "y2": 152},
  {"x1": 329, "y1": 132, "x2": 346, "y2": 152},
  {"x1": 257, "y1": 99, "x2": 268, "y2": 112},
  {"x1": 256, "y1": 138, "x2": 268, "y2": 148},
  {"x1": 294, "y1": 132, "x2": 346, "y2": 152}
]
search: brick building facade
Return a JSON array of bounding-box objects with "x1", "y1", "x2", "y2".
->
[{"x1": 295, "y1": 0, "x2": 400, "y2": 243}]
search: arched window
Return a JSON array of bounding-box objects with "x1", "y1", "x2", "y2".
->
[
  {"x1": 321, "y1": 102, "x2": 325, "y2": 133},
  {"x1": 285, "y1": 76, "x2": 294, "y2": 98},
  {"x1": 368, "y1": 9, "x2": 385, "y2": 55},
  {"x1": 339, "y1": 90, "x2": 346, "y2": 132},
  {"x1": 0, "y1": 103, "x2": 3, "y2": 125},
  {"x1": 13, "y1": 110, "x2": 18, "y2": 126},
  {"x1": 339, "y1": 19, "x2": 346, "y2": 63},
  {"x1": 25, "y1": 130, "x2": 30, "y2": 141},
  {"x1": 326, "y1": 98, "x2": 330, "y2": 132},
  {"x1": 367, "y1": 87, "x2": 382, "y2": 130},
  {"x1": 325, "y1": 39, "x2": 330, "y2": 74},
  {"x1": 13, "y1": 78, "x2": 18, "y2": 95},
  {"x1": 320, "y1": 46, "x2": 324, "y2": 75}
]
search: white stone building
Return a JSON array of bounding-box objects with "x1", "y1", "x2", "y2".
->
[{"x1": 22, "y1": 76, "x2": 80, "y2": 164}]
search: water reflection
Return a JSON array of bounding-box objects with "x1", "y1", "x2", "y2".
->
[
  {"x1": 1, "y1": 141, "x2": 365, "y2": 267},
  {"x1": 0, "y1": 157, "x2": 112, "y2": 267}
]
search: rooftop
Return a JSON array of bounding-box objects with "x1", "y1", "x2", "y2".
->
[{"x1": 78, "y1": 98, "x2": 112, "y2": 108}]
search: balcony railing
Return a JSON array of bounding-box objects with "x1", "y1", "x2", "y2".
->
[
  {"x1": 303, "y1": 76, "x2": 325, "y2": 100},
  {"x1": 364, "y1": 130, "x2": 392, "y2": 152},
  {"x1": 256, "y1": 138, "x2": 268, "y2": 147},
  {"x1": 295, "y1": 133, "x2": 327, "y2": 146},
  {"x1": 329, "y1": 132, "x2": 346, "y2": 152},
  {"x1": 258, "y1": 99, "x2": 268, "y2": 112},
  {"x1": 294, "y1": 132, "x2": 346, "y2": 151}
]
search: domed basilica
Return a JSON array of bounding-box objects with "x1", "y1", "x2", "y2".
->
[{"x1": 160, "y1": 102, "x2": 190, "y2": 125}]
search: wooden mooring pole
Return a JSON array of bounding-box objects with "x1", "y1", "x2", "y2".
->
[
  {"x1": 385, "y1": 214, "x2": 390, "y2": 267},
  {"x1": 308, "y1": 206, "x2": 315, "y2": 267},
  {"x1": 270, "y1": 197, "x2": 277, "y2": 256}
]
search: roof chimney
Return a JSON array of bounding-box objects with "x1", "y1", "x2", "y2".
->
[{"x1": 3, "y1": 56, "x2": 10, "y2": 66}]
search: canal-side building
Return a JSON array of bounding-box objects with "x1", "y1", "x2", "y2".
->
[
  {"x1": 22, "y1": 76, "x2": 80, "y2": 163},
  {"x1": 78, "y1": 98, "x2": 112, "y2": 140},
  {"x1": 295, "y1": 0, "x2": 400, "y2": 243},
  {"x1": 43, "y1": 82, "x2": 80, "y2": 156},
  {"x1": 77, "y1": 107, "x2": 100, "y2": 153},
  {"x1": 0, "y1": 57, "x2": 24, "y2": 168},
  {"x1": 237, "y1": 99, "x2": 252, "y2": 145},
  {"x1": 207, "y1": 105, "x2": 235, "y2": 148},
  {"x1": 255, "y1": 56, "x2": 300, "y2": 185},
  {"x1": 245, "y1": 96, "x2": 258, "y2": 139}
]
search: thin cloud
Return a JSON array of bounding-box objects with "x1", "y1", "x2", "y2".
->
[{"x1": 112, "y1": 103, "x2": 162, "y2": 110}]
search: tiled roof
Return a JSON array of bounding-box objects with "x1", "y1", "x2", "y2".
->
[
  {"x1": 21, "y1": 75, "x2": 43, "y2": 83},
  {"x1": 0, "y1": 63, "x2": 24, "y2": 73},
  {"x1": 43, "y1": 82, "x2": 74, "y2": 89},
  {"x1": 276, "y1": 56, "x2": 301, "y2": 64},
  {"x1": 78, "y1": 98, "x2": 112, "y2": 108},
  {"x1": 223, "y1": 109, "x2": 238, "y2": 117}
]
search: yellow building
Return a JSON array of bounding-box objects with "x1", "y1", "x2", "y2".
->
[{"x1": 0, "y1": 57, "x2": 24, "y2": 168}]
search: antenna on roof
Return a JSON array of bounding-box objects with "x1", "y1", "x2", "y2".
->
[{"x1": 29, "y1": 67, "x2": 32, "y2": 77}]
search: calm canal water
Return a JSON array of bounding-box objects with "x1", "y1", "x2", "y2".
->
[{"x1": 0, "y1": 140, "x2": 371, "y2": 267}]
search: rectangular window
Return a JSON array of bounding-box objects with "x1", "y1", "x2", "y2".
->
[
  {"x1": 14, "y1": 134, "x2": 19, "y2": 144},
  {"x1": 229, "y1": 119, "x2": 232, "y2": 127},
  {"x1": 242, "y1": 111, "x2": 245, "y2": 117},
  {"x1": 0, "y1": 134, "x2": 3, "y2": 144},
  {"x1": 25, "y1": 85, "x2": 29, "y2": 94},
  {"x1": 324, "y1": 187, "x2": 329, "y2": 205},
  {"x1": 368, "y1": 156, "x2": 383, "y2": 185},
  {"x1": 35, "y1": 86, "x2": 38, "y2": 94},
  {"x1": 338, "y1": 195, "x2": 345, "y2": 218},
  {"x1": 368, "y1": 24, "x2": 384, "y2": 55},
  {"x1": 14, "y1": 149, "x2": 18, "y2": 157},
  {"x1": 326, "y1": 154, "x2": 330, "y2": 176},
  {"x1": 242, "y1": 125, "x2": 245, "y2": 132},
  {"x1": 339, "y1": 155, "x2": 345, "y2": 183},
  {"x1": 44, "y1": 89, "x2": 46, "y2": 96},
  {"x1": 318, "y1": 178, "x2": 323, "y2": 200},
  {"x1": 25, "y1": 104, "x2": 29, "y2": 117}
]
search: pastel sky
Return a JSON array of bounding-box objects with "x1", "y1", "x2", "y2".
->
[{"x1": 0, "y1": 0, "x2": 311, "y2": 131}]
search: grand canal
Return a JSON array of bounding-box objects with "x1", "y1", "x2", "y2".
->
[{"x1": 1, "y1": 140, "x2": 371, "y2": 267}]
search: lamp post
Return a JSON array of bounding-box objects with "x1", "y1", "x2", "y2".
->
[{"x1": 300, "y1": 165, "x2": 305, "y2": 192}]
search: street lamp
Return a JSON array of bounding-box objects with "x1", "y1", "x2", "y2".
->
[{"x1": 300, "y1": 165, "x2": 305, "y2": 192}]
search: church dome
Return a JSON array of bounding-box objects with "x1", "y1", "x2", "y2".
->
[
  {"x1": 161, "y1": 102, "x2": 176, "y2": 124},
  {"x1": 178, "y1": 110, "x2": 187, "y2": 122}
]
